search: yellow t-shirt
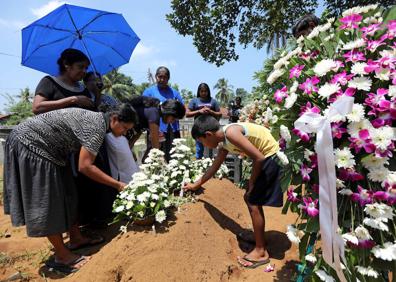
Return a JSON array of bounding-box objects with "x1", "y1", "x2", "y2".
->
[{"x1": 222, "y1": 122, "x2": 279, "y2": 158}]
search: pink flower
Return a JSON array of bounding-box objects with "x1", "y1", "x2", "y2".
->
[
  {"x1": 292, "y1": 128, "x2": 310, "y2": 142},
  {"x1": 339, "y1": 14, "x2": 363, "y2": 30},
  {"x1": 361, "y1": 23, "x2": 382, "y2": 37},
  {"x1": 348, "y1": 237, "x2": 376, "y2": 249},
  {"x1": 264, "y1": 264, "x2": 275, "y2": 272},
  {"x1": 366, "y1": 36, "x2": 386, "y2": 53},
  {"x1": 331, "y1": 71, "x2": 354, "y2": 85},
  {"x1": 331, "y1": 122, "x2": 347, "y2": 139},
  {"x1": 349, "y1": 129, "x2": 375, "y2": 153},
  {"x1": 299, "y1": 76, "x2": 320, "y2": 95},
  {"x1": 279, "y1": 138, "x2": 287, "y2": 150},
  {"x1": 302, "y1": 197, "x2": 319, "y2": 217},
  {"x1": 301, "y1": 164, "x2": 313, "y2": 182},
  {"x1": 343, "y1": 50, "x2": 366, "y2": 62},
  {"x1": 375, "y1": 142, "x2": 394, "y2": 158},
  {"x1": 386, "y1": 20, "x2": 396, "y2": 39},
  {"x1": 274, "y1": 86, "x2": 288, "y2": 104},
  {"x1": 338, "y1": 168, "x2": 364, "y2": 182},
  {"x1": 300, "y1": 102, "x2": 321, "y2": 116},
  {"x1": 364, "y1": 60, "x2": 380, "y2": 73},
  {"x1": 351, "y1": 185, "x2": 373, "y2": 207},
  {"x1": 374, "y1": 187, "x2": 396, "y2": 205},
  {"x1": 287, "y1": 187, "x2": 300, "y2": 203},
  {"x1": 289, "y1": 65, "x2": 305, "y2": 79}
]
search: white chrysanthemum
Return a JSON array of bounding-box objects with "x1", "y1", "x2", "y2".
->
[
  {"x1": 371, "y1": 242, "x2": 396, "y2": 261},
  {"x1": 339, "y1": 188, "x2": 353, "y2": 196},
  {"x1": 267, "y1": 69, "x2": 285, "y2": 84},
  {"x1": 371, "y1": 127, "x2": 393, "y2": 150},
  {"x1": 361, "y1": 154, "x2": 389, "y2": 170},
  {"x1": 336, "y1": 179, "x2": 345, "y2": 189},
  {"x1": 126, "y1": 201, "x2": 133, "y2": 210},
  {"x1": 346, "y1": 103, "x2": 365, "y2": 122},
  {"x1": 280, "y1": 125, "x2": 291, "y2": 142},
  {"x1": 347, "y1": 119, "x2": 373, "y2": 137},
  {"x1": 363, "y1": 217, "x2": 389, "y2": 232},
  {"x1": 273, "y1": 56, "x2": 289, "y2": 70},
  {"x1": 342, "y1": 38, "x2": 366, "y2": 50},
  {"x1": 389, "y1": 85, "x2": 396, "y2": 98},
  {"x1": 355, "y1": 226, "x2": 372, "y2": 240},
  {"x1": 314, "y1": 59, "x2": 337, "y2": 77},
  {"x1": 383, "y1": 171, "x2": 396, "y2": 188},
  {"x1": 284, "y1": 93, "x2": 298, "y2": 109},
  {"x1": 318, "y1": 83, "x2": 340, "y2": 99},
  {"x1": 368, "y1": 167, "x2": 389, "y2": 182},
  {"x1": 364, "y1": 203, "x2": 394, "y2": 220},
  {"x1": 315, "y1": 269, "x2": 335, "y2": 282},
  {"x1": 351, "y1": 62, "x2": 368, "y2": 75},
  {"x1": 155, "y1": 210, "x2": 167, "y2": 223},
  {"x1": 163, "y1": 200, "x2": 171, "y2": 208},
  {"x1": 348, "y1": 77, "x2": 372, "y2": 91},
  {"x1": 276, "y1": 151, "x2": 289, "y2": 165},
  {"x1": 375, "y1": 68, "x2": 391, "y2": 81},
  {"x1": 305, "y1": 253, "x2": 317, "y2": 263},
  {"x1": 286, "y1": 225, "x2": 302, "y2": 245},
  {"x1": 334, "y1": 147, "x2": 355, "y2": 168},
  {"x1": 343, "y1": 4, "x2": 378, "y2": 16},
  {"x1": 356, "y1": 266, "x2": 379, "y2": 278},
  {"x1": 114, "y1": 205, "x2": 125, "y2": 213},
  {"x1": 342, "y1": 232, "x2": 358, "y2": 245}
]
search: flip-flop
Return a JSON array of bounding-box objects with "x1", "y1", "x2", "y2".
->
[
  {"x1": 66, "y1": 235, "x2": 105, "y2": 251},
  {"x1": 238, "y1": 255, "x2": 270, "y2": 269},
  {"x1": 237, "y1": 230, "x2": 255, "y2": 244},
  {"x1": 45, "y1": 255, "x2": 88, "y2": 274}
]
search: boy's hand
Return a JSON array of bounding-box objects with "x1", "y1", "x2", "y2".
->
[{"x1": 183, "y1": 182, "x2": 200, "y2": 191}]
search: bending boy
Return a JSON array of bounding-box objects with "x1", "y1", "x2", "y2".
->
[{"x1": 184, "y1": 115, "x2": 283, "y2": 268}]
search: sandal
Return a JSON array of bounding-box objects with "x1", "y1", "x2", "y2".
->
[
  {"x1": 66, "y1": 235, "x2": 105, "y2": 251},
  {"x1": 45, "y1": 255, "x2": 88, "y2": 274},
  {"x1": 237, "y1": 255, "x2": 270, "y2": 269}
]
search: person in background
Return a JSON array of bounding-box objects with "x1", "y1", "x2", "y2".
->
[
  {"x1": 142, "y1": 66, "x2": 184, "y2": 161},
  {"x1": 292, "y1": 14, "x2": 320, "y2": 38},
  {"x1": 228, "y1": 96, "x2": 243, "y2": 123},
  {"x1": 3, "y1": 104, "x2": 137, "y2": 274},
  {"x1": 32, "y1": 48, "x2": 95, "y2": 114},
  {"x1": 186, "y1": 83, "x2": 221, "y2": 159},
  {"x1": 83, "y1": 71, "x2": 119, "y2": 108}
]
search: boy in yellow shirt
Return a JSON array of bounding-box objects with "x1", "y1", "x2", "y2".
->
[{"x1": 184, "y1": 115, "x2": 283, "y2": 268}]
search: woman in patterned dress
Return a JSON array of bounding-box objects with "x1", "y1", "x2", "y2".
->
[{"x1": 3, "y1": 104, "x2": 137, "y2": 273}]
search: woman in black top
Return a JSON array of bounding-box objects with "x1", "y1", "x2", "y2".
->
[
  {"x1": 32, "y1": 48, "x2": 95, "y2": 114},
  {"x1": 3, "y1": 104, "x2": 137, "y2": 273}
]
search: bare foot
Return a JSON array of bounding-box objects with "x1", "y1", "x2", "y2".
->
[{"x1": 237, "y1": 249, "x2": 269, "y2": 268}]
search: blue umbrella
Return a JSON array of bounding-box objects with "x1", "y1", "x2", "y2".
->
[{"x1": 21, "y1": 4, "x2": 140, "y2": 75}]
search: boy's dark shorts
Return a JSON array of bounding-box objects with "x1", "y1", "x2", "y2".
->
[{"x1": 248, "y1": 154, "x2": 283, "y2": 207}]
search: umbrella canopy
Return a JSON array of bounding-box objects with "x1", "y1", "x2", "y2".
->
[{"x1": 21, "y1": 4, "x2": 140, "y2": 75}]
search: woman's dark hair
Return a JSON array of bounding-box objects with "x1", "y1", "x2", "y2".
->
[
  {"x1": 196, "y1": 82, "x2": 211, "y2": 99},
  {"x1": 160, "y1": 99, "x2": 186, "y2": 119},
  {"x1": 83, "y1": 71, "x2": 101, "y2": 83},
  {"x1": 191, "y1": 115, "x2": 220, "y2": 140},
  {"x1": 292, "y1": 14, "x2": 320, "y2": 37},
  {"x1": 155, "y1": 66, "x2": 170, "y2": 79},
  {"x1": 123, "y1": 96, "x2": 161, "y2": 108},
  {"x1": 57, "y1": 48, "x2": 90, "y2": 74},
  {"x1": 105, "y1": 103, "x2": 138, "y2": 124}
]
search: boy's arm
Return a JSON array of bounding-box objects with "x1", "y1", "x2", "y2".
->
[
  {"x1": 184, "y1": 148, "x2": 228, "y2": 191},
  {"x1": 225, "y1": 125, "x2": 266, "y2": 191}
]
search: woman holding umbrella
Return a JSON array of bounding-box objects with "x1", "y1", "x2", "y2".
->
[
  {"x1": 32, "y1": 48, "x2": 95, "y2": 114},
  {"x1": 3, "y1": 104, "x2": 137, "y2": 273}
]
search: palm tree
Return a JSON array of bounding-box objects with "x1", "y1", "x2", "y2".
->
[
  {"x1": 214, "y1": 78, "x2": 234, "y2": 107},
  {"x1": 102, "y1": 69, "x2": 137, "y2": 100}
]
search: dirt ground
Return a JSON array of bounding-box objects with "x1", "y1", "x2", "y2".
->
[{"x1": 0, "y1": 178, "x2": 299, "y2": 282}]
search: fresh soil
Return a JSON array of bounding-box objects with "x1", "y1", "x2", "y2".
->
[{"x1": 0, "y1": 178, "x2": 299, "y2": 281}]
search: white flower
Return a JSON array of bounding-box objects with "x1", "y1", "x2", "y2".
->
[
  {"x1": 346, "y1": 103, "x2": 365, "y2": 122},
  {"x1": 389, "y1": 85, "x2": 396, "y2": 98},
  {"x1": 364, "y1": 203, "x2": 394, "y2": 220},
  {"x1": 155, "y1": 210, "x2": 167, "y2": 223},
  {"x1": 336, "y1": 179, "x2": 345, "y2": 189},
  {"x1": 314, "y1": 59, "x2": 337, "y2": 77},
  {"x1": 383, "y1": 172, "x2": 396, "y2": 188},
  {"x1": 114, "y1": 205, "x2": 125, "y2": 213},
  {"x1": 126, "y1": 201, "x2": 133, "y2": 210},
  {"x1": 276, "y1": 151, "x2": 289, "y2": 165},
  {"x1": 347, "y1": 119, "x2": 373, "y2": 137},
  {"x1": 307, "y1": 26, "x2": 321, "y2": 39},
  {"x1": 164, "y1": 200, "x2": 171, "y2": 208},
  {"x1": 280, "y1": 125, "x2": 291, "y2": 142},
  {"x1": 355, "y1": 225, "x2": 372, "y2": 240},
  {"x1": 371, "y1": 127, "x2": 395, "y2": 150},
  {"x1": 290, "y1": 81, "x2": 299, "y2": 93},
  {"x1": 304, "y1": 149, "x2": 314, "y2": 161},
  {"x1": 267, "y1": 69, "x2": 285, "y2": 84},
  {"x1": 286, "y1": 225, "x2": 302, "y2": 245},
  {"x1": 274, "y1": 56, "x2": 289, "y2": 70},
  {"x1": 355, "y1": 266, "x2": 379, "y2": 278},
  {"x1": 351, "y1": 62, "x2": 368, "y2": 75},
  {"x1": 305, "y1": 253, "x2": 317, "y2": 263},
  {"x1": 315, "y1": 269, "x2": 335, "y2": 282},
  {"x1": 342, "y1": 232, "x2": 359, "y2": 245},
  {"x1": 363, "y1": 217, "x2": 389, "y2": 231},
  {"x1": 137, "y1": 211, "x2": 144, "y2": 218},
  {"x1": 371, "y1": 242, "x2": 396, "y2": 261},
  {"x1": 361, "y1": 154, "x2": 389, "y2": 170},
  {"x1": 348, "y1": 77, "x2": 372, "y2": 91},
  {"x1": 342, "y1": 38, "x2": 365, "y2": 50},
  {"x1": 318, "y1": 83, "x2": 340, "y2": 99},
  {"x1": 334, "y1": 147, "x2": 355, "y2": 168},
  {"x1": 119, "y1": 225, "x2": 127, "y2": 234},
  {"x1": 324, "y1": 106, "x2": 346, "y2": 123},
  {"x1": 368, "y1": 167, "x2": 389, "y2": 182},
  {"x1": 284, "y1": 93, "x2": 297, "y2": 109},
  {"x1": 339, "y1": 188, "x2": 353, "y2": 196},
  {"x1": 375, "y1": 68, "x2": 391, "y2": 81}
]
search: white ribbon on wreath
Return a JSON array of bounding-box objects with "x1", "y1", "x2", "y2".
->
[{"x1": 294, "y1": 95, "x2": 354, "y2": 282}]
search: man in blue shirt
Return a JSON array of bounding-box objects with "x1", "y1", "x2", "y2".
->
[{"x1": 142, "y1": 66, "x2": 184, "y2": 161}]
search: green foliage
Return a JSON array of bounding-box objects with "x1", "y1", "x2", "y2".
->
[
  {"x1": 181, "y1": 88, "x2": 194, "y2": 102},
  {"x1": 3, "y1": 88, "x2": 34, "y2": 125},
  {"x1": 167, "y1": 0, "x2": 390, "y2": 66},
  {"x1": 102, "y1": 69, "x2": 138, "y2": 100},
  {"x1": 214, "y1": 78, "x2": 234, "y2": 107}
]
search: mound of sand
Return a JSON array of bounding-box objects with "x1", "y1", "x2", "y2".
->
[{"x1": 0, "y1": 179, "x2": 298, "y2": 281}]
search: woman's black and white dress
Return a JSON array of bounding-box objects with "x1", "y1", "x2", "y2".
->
[{"x1": 3, "y1": 108, "x2": 107, "y2": 237}]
